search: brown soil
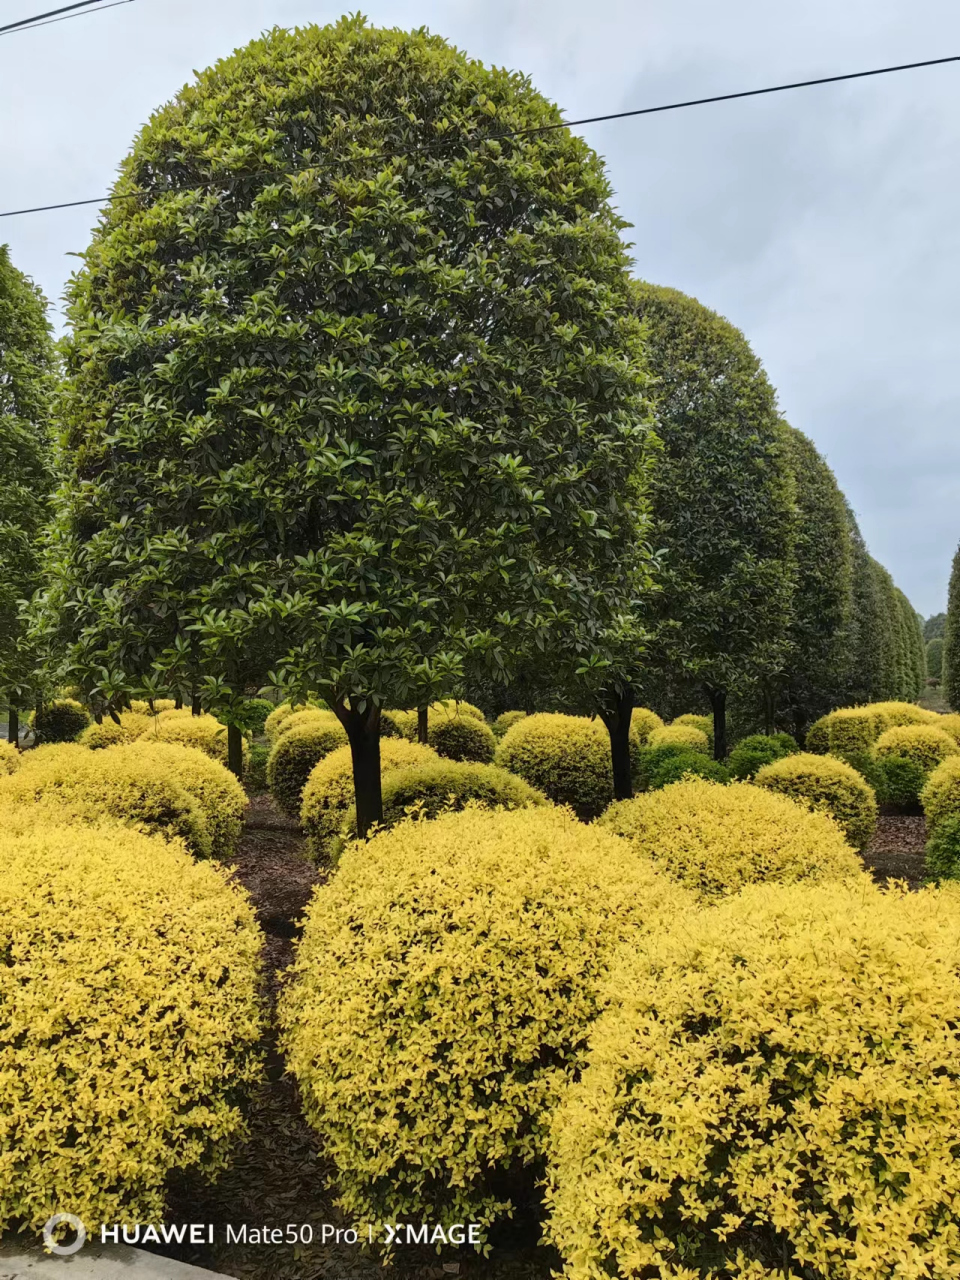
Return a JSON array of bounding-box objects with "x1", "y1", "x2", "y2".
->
[{"x1": 859, "y1": 811, "x2": 928, "y2": 890}]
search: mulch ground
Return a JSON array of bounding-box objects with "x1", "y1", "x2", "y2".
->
[{"x1": 148, "y1": 797, "x2": 930, "y2": 1280}]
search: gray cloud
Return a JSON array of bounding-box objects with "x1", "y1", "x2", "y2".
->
[{"x1": 2, "y1": 0, "x2": 957, "y2": 612}]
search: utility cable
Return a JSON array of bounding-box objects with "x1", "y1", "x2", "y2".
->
[{"x1": 1, "y1": 51, "x2": 958, "y2": 218}]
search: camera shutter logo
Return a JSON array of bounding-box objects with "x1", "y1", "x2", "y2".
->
[{"x1": 42, "y1": 1213, "x2": 86, "y2": 1256}]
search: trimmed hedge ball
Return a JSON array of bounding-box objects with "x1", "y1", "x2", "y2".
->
[
  {"x1": 427, "y1": 713, "x2": 497, "y2": 763},
  {"x1": 648, "y1": 723, "x2": 709, "y2": 754},
  {"x1": 139, "y1": 710, "x2": 246, "y2": 768},
  {"x1": 431, "y1": 699, "x2": 486, "y2": 722},
  {"x1": 754, "y1": 751, "x2": 878, "y2": 849},
  {"x1": 629, "y1": 707, "x2": 664, "y2": 747},
  {"x1": 545, "y1": 879, "x2": 960, "y2": 1280},
  {"x1": 804, "y1": 715, "x2": 831, "y2": 753},
  {"x1": 0, "y1": 746, "x2": 213, "y2": 857},
  {"x1": 672, "y1": 712, "x2": 713, "y2": 741},
  {"x1": 867, "y1": 699, "x2": 937, "y2": 728},
  {"x1": 924, "y1": 815, "x2": 960, "y2": 882},
  {"x1": 494, "y1": 710, "x2": 528, "y2": 738},
  {"x1": 824, "y1": 706, "x2": 885, "y2": 756},
  {"x1": 496, "y1": 713, "x2": 635, "y2": 821},
  {"x1": 936, "y1": 713, "x2": 960, "y2": 745},
  {"x1": 0, "y1": 821, "x2": 262, "y2": 1234},
  {"x1": 601, "y1": 778, "x2": 862, "y2": 899},
  {"x1": 0, "y1": 741, "x2": 18, "y2": 776},
  {"x1": 340, "y1": 760, "x2": 549, "y2": 843},
  {"x1": 273, "y1": 708, "x2": 332, "y2": 741},
  {"x1": 644, "y1": 752, "x2": 729, "y2": 790},
  {"x1": 79, "y1": 710, "x2": 152, "y2": 749},
  {"x1": 113, "y1": 742, "x2": 248, "y2": 859},
  {"x1": 31, "y1": 698, "x2": 91, "y2": 744},
  {"x1": 267, "y1": 717, "x2": 348, "y2": 817},
  {"x1": 300, "y1": 738, "x2": 440, "y2": 859},
  {"x1": 381, "y1": 708, "x2": 418, "y2": 739},
  {"x1": 726, "y1": 731, "x2": 798, "y2": 780},
  {"x1": 279, "y1": 805, "x2": 692, "y2": 1230},
  {"x1": 129, "y1": 698, "x2": 177, "y2": 714},
  {"x1": 236, "y1": 697, "x2": 274, "y2": 736},
  {"x1": 873, "y1": 724, "x2": 960, "y2": 772},
  {"x1": 921, "y1": 755, "x2": 960, "y2": 832}
]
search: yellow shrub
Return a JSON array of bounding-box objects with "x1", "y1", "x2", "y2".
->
[
  {"x1": 630, "y1": 707, "x2": 664, "y2": 746},
  {"x1": 866, "y1": 699, "x2": 937, "y2": 728},
  {"x1": 754, "y1": 751, "x2": 878, "y2": 849},
  {"x1": 300, "y1": 738, "x2": 439, "y2": 858},
  {"x1": 494, "y1": 710, "x2": 528, "y2": 738},
  {"x1": 496, "y1": 712, "x2": 635, "y2": 821},
  {"x1": 138, "y1": 710, "x2": 246, "y2": 767},
  {"x1": 263, "y1": 701, "x2": 296, "y2": 742},
  {"x1": 648, "y1": 723, "x2": 709, "y2": 754},
  {"x1": 111, "y1": 741, "x2": 248, "y2": 858},
  {"x1": 936, "y1": 713, "x2": 960, "y2": 745},
  {"x1": 0, "y1": 746, "x2": 212, "y2": 858},
  {"x1": 672, "y1": 712, "x2": 713, "y2": 740},
  {"x1": 823, "y1": 706, "x2": 884, "y2": 755},
  {"x1": 601, "y1": 777, "x2": 863, "y2": 899},
  {"x1": 804, "y1": 714, "x2": 831, "y2": 753},
  {"x1": 279, "y1": 805, "x2": 692, "y2": 1231},
  {"x1": 273, "y1": 708, "x2": 333, "y2": 741},
  {"x1": 873, "y1": 723, "x2": 960, "y2": 772},
  {"x1": 79, "y1": 710, "x2": 151, "y2": 749},
  {"x1": 921, "y1": 755, "x2": 960, "y2": 832},
  {"x1": 30, "y1": 697, "x2": 91, "y2": 744},
  {"x1": 427, "y1": 713, "x2": 497, "y2": 763},
  {"x1": 0, "y1": 741, "x2": 18, "y2": 776},
  {"x1": 545, "y1": 879, "x2": 960, "y2": 1280},
  {"x1": 129, "y1": 698, "x2": 177, "y2": 714},
  {"x1": 431, "y1": 699, "x2": 486, "y2": 722},
  {"x1": 381, "y1": 708, "x2": 417, "y2": 738},
  {"x1": 267, "y1": 718, "x2": 348, "y2": 817},
  {"x1": 0, "y1": 821, "x2": 262, "y2": 1234}
]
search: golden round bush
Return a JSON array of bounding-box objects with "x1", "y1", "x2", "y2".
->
[
  {"x1": 341, "y1": 761, "x2": 549, "y2": 846},
  {"x1": 129, "y1": 698, "x2": 177, "y2": 714},
  {"x1": 263, "y1": 701, "x2": 296, "y2": 742},
  {"x1": 427, "y1": 713, "x2": 497, "y2": 763},
  {"x1": 79, "y1": 710, "x2": 151, "y2": 749},
  {"x1": 496, "y1": 712, "x2": 633, "y2": 821},
  {"x1": 494, "y1": 710, "x2": 528, "y2": 738},
  {"x1": 0, "y1": 821, "x2": 262, "y2": 1234},
  {"x1": 672, "y1": 712, "x2": 712, "y2": 738},
  {"x1": 804, "y1": 715, "x2": 830, "y2": 753},
  {"x1": 111, "y1": 741, "x2": 248, "y2": 858},
  {"x1": 431, "y1": 698, "x2": 486, "y2": 722},
  {"x1": 873, "y1": 723, "x2": 960, "y2": 773},
  {"x1": 600, "y1": 777, "x2": 862, "y2": 899},
  {"x1": 648, "y1": 723, "x2": 709, "y2": 754},
  {"x1": 0, "y1": 741, "x2": 18, "y2": 776},
  {"x1": 138, "y1": 711, "x2": 245, "y2": 767},
  {"x1": 935, "y1": 713, "x2": 960, "y2": 745},
  {"x1": 279, "y1": 805, "x2": 692, "y2": 1231},
  {"x1": 921, "y1": 755, "x2": 960, "y2": 832},
  {"x1": 268, "y1": 718, "x2": 348, "y2": 817},
  {"x1": 545, "y1": 879, "x2": 960, "y2": 1280},
  {"x1": 630, "y1": 707, "x2": 663, "y2": 746},
  {"x1": 822, "y1": 706, "x2": 885, "y2": 755},
  {"x1": 754, "y1": 751, "x2": 878, "y2": 849},
  {"x1": 300, "y1": 738, "x2": 439, "y2": 858},
  {"x1": 0, "y1": 745, "x2": 212, "y2": 858},
  {"x1": 30, "y1": 697, "x2": 91, "y2": 744},
  {"x1": 273, "y1": 708, "x2": 333, "y2": 741},
  {"x1": 381, "y1": 708, "x2": 416, "y2": 738},
  {"x1": 866, "y1": 699, "x2": 937, "y2": 728}
]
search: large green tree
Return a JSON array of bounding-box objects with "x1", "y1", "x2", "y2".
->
[
  {"x1": 773, "y1": 426, "x2": 852, "y2": 738},
  {"x1": 924, "y1": 612, "x2": 947, "y2": 642},
  {"x1": 631, "y1": 283, "x2": 795, "y2": 760},
  {"x1": 0, "y1": 246, "x2": 57, "y2": 744},
  {"x1": 38, "y1": 18, "x2": 656, "y2": 822},
  {"x1": 944, "y1": 546, "x2": 960, "y2": 711}
]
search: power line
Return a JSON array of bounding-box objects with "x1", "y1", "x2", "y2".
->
[
  {"x1": 0, "y1": 0, "x2": 109, "y2": 37},
  {"x1": 1, "y1": 50, "x2": 958, "y2": 219},
  {"x1": 0, "y1": 0, "x2": 133, "y2": 36}
]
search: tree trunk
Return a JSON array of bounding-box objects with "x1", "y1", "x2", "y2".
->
[
  {"x1": 191, "y1": 693, "x2": 202, "y2": 716},
  {"x1": 94, "y1": 712, "x2": 103, "y2": 726},
  {"x1": 762, "y1": 686, "x2": 776, "y2": 737},
  {"x1": 7, "y1": 705, "x2": 18, "y2": 748},
  {"x1": 335, "y1": 700, "x2": 383, "y2": 837},
  {"x1": 707, "y1": 687, "x2": 727, "y2": 762},
  {"x1": 174, "y1": 695, "x2": 183, "y2": 710},
  {"x1": 227, "y1": 723, "x2": 244, "y2": 782},
  {"x1": 417, "y1": 703, "x2": 429, "y2": 745},
  {"x1": 599, "y1": 685, "x2": 635, "y2": 801}
]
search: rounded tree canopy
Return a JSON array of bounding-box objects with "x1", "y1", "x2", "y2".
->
[{"x1": 45, "y1": 17, "x2": 655, "y2": 717}]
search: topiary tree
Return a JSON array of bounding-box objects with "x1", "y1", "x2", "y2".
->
[
  {"x1": 772, "y1": 427, "x2": 852, "y2": 739},
  {"x1": 631, "y1": 283, "x2": 795, "y2": 761},
  {"x1": 927, "y1": 636, "x2": 944, "y2": 682},
  {"x1": 945, "y1": 545, "x2": 960, "y2": 711},
  {"x1": 0, "y1": 246, "x2": 57, "y2": 746},
  {"x1": 38, "y1": 18, "x2": 656, "y2": 827},
  {"x1": 924, "y1": 612, "x2": 947, "y2": 642},
  {"x1": 839, "y1": 511, "x2": 886, "y2": 705}
]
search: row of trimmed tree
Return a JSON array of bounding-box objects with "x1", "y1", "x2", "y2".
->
[{"x1": 0, "y1": 17, "x2": 926, "y2": 824}]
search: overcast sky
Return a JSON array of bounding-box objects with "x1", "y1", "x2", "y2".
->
[{"x1": 2, "y1": 0, "x2": 958, "y2": 615}]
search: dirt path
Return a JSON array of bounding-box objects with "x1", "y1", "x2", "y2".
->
[{"x1": 859, "y1": 812, "x2": 927, "y2": 890}]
